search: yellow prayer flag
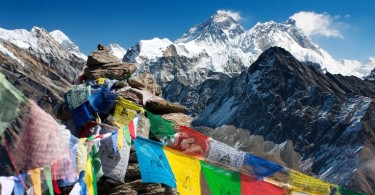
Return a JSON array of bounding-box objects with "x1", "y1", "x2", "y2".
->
[
  {"x1": 290, "y1": 170, "x2": 333, "y2": 195},
  {"x1": 114, "y1": 97, "x2": 143, "y2": 128},
  {"x1": 163, "y1": 146, "x2": 201, "y2": 195},
  {"x1": 29, "y1": 168, "x2": 41, "y2": 195},
  {"x1": 85, "y1": 156, "x2": 95, "y2": 195},
  {"x1": 118, "y1": 127, "x2": 124, "y2": 150},
  {"x1": 96, "y1": 78, "x2": 105, "y2": 85}
]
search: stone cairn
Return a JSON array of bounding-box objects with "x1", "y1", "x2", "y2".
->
[{"x1": 58, "y1": 44, "x2": 190, "y2": 194}]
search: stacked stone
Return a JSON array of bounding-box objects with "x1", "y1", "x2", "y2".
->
[{"x1": 67, "y1": 44, "x2": 190, "y2": 194}]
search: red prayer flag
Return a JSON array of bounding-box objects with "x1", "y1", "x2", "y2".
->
[
  {"x1": 241, "y1": 174, "x2": 286, "y2": 195},
  {"x1": 170, "y1": 125, "x2": 210, "y2": 157},
  {"x1": 128, "y1": 115, "x2": 139, "y2": 139}
]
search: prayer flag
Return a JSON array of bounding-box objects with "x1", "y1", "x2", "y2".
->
[
  {"x1": 241, "y1": 174, "x2": 286, "y2": 195},
  {"x1": 0, "y1": 73, "x2": 27, "y2": 135},
  {"x1": 13, "y1": 173, "x2": 27, "y2": 195},
  {"x1": 118, "y1": 127, "x2": 124, "y2": 150},
  {"x1": 134, "y1": 137, "x2": 176, "y2": 188},
  {"x1": 242, "y1": 153, "x2": 283, "y2": 178},
  {"x1": 114, "y1": 97, "x2": 143, "y2": 128},
  {"x1": 84, "y1": 154, "x2": 97, "y2": 195},
  {"x1": 111, "y1": 131, "x2": 119, "y2": 153},
  {"x1": 289, "y1": 170, "x2": 332, "y2": 195},
  {"x1": 64, "y1": 84, "x2": 91, "y2": 110},
  {"x1": 0, "y1": 176, "x2": 15, "y2": 195},
  {"x1": 129, "y1": 114, "x2": 140, "y2": 140},
  {"x1": 43, "y1": 166, "x2": 54, "y2": 195},
  {"x1": 147, "y1": 111, "x2": 176, "y2": 142},
  {"x1": 201, "y1": 161, "x2": 241, "y2": 195},
  {"x1": 123, "y1": 126, "x2": 131, "y2": 146},
  {"x1": 29, "y1": 168, "x2": 41, "y2": 195},
  {"x1": 170, "y1": 125, "x2": 210, "y2": 157},
  {"x1": 336, "y1": 186, "x2": 366, "y2": 195},
  {"x1": 14, "y1": 101, "x2": 73, "y2": 176},
  {"x1": 163, "y1": 146, "x2": 201, "y2": 195},
  {"x1": 206, "y1": 139, "x2": 245, "y2": 170},
  {"x1": 99, "y1": 127, "x2": 131, "y2": 182},
  {"x1": 87, "y1": 87, "x2": 118, "y2": 114}
]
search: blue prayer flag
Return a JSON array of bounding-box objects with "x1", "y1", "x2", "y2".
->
[
  {"x1": 242, "y1": 153, "x2": 283, "y2": 179},
  {"x1": 87, "y1": 87, "x2": 117, "y2": 114},
  {"x1": 70, "y1": 103, "x2": 94, "y2": 129},
  {"x1": 134, "y1": 137, "x2": 176, "y2": 188},
  {"x1": 14, "y1": 173, "x2": 27, "y2": 195}
]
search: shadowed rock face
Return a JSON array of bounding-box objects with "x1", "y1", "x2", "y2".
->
[
  {"x1": 162, "y1": 47, "x2": 375, "y2": 194},
  {"x1": 0, "y1": 30, "x2": 85, "y2": 113}
]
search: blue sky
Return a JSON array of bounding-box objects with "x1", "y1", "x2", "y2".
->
[{"x1": 0, "y1": 0, "x2": 374, "y2": 61}]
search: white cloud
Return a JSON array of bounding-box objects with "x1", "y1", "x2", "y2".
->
[
  {"x1": 290, "y1": 11, "x2": 344, "y2": 38},
  {"x1": 217, "y1": 10, "x2": 242, "y2": 21}
]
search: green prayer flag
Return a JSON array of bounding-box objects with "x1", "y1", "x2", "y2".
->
[
  {"x1": 91, "y1": 144, "x2": 104, "y2": 181},
  {"x1": 0, "y1": 73, "x2": 27, "y2": 135},
  {"x1": 146, "y1": 111, "x2": 176, "y2": 142},
  {"x1": 43, "y1": 166, "x2": 54, "y2": 195},
  {"x1": 123, "y1": 126, "x2": 131, "y2": 146},
  {"x1": 89, "y1": 152, "x2": 98, "y2": 195},
  {"x1": 337, "y1": 186, "x2": 366, "y2": 195},
  {"x1": 201, "y1": 161, "x2": 241, "y2": 195}
]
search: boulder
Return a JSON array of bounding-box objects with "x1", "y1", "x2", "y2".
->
[
  {"x1": 146, "y1": 98, "x2": 187, "y2": 115},
  {"x1": 162, "y1": 113, "x2": 191, "y2": 127},
  {"x1": 85, "y1": 62, "x2": 137, "y2": 80},
  {"x1": 127, "y1": 77, "x2": 146, "y2": 89},
  {"x1": 86, "y1": 45, "x2": 119, "y2": 66},
  {"x1": 133, "y1": 72, "x2": 162, "y2": 96}
]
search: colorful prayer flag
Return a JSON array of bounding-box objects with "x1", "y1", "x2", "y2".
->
[
  {"x1": 170, "y1": 125, "x2": 210, "y2": 157},
  {"x1": 201, "y1": 161, "x2": 241, "y2": 195},
  {"x1": 241, "y1": 174, "x2": 286, "y2": 195},
  {"x1": 64, "y1": 84, "x2": 91, "y2": 110},
  {"x1": 114, "y1": 97, "x2": 143, "y2": 128},
  {"x1": 99, "y1": 128, "x2": 131, "y2": 182},
  {"x1": 134, "y1": 137, "x2": 176, "y2": 188},
  {"x1": 242, "y1": 153, "x2": 283, "y2": 178},
  {"x1": 0, "y1": 73, "x2": 27, "y2": 135},
  {"x1": 163, "y1": 146, "x2": 201, "y2": 195},
  {"x1": 336, "y1": 186, "x2": 366, "y2": 195},
  {"x1": 129, "y1": 114, "x2": 140, "y2": 139},
  {"x1": 13, "y1": 173, "x2": 27, "y2": 195},
  {"x1": 0, "y1": 176, "x2": 15, "y2": 195},
  {"x1": 87, "y1": 87, "x2": 118, "y2": 115},
  {"x1": 14, "y1": 101, "x2": 73, "y2": 175},
  {"x1": 147, "y1": 111, "x2": 176, "y2": 142},
  {"x1": 43, "y1": 166, "x2": 54, "y2": 195},
  {"x1": 29, "y1": 168, "x2": 41, "y2": 195},
  {"x1": 206, "y1": 139, "x2": 245, "y2": 170},
  {"x1": 289, "y1": 170, "x2": 332, "y2": 195},
  {"x1": 84, "y1": 153, "x2": 97, "y2": 195}
]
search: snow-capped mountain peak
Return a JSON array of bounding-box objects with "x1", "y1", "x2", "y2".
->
[
  {"x1": 124, "y1": 38, "x2": 173, "y2": 64},
  {"x1": 108, "y1": 43, "x2": 126, "y2": 60},
  {"x1": 50, "y1": 30, "x2": 87, "y2": 60},
  {"x1": 176, "y1": 10, "x2": 245, "y2": 44}
]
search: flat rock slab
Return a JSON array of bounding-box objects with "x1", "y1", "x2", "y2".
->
[
  {"x1": 85, "y1": 62, "x2": 137, "y2": 80},
  {"x1": 87, "y1": 50, "x2": 119, "y2": 66}
]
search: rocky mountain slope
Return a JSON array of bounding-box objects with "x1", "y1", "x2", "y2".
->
[
  {"x1": 0, "y1": 27, "x2": 85, "y2": 112},
  {"x1": 164, "y1": 47, "x2": 375, "y2": 194}
]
